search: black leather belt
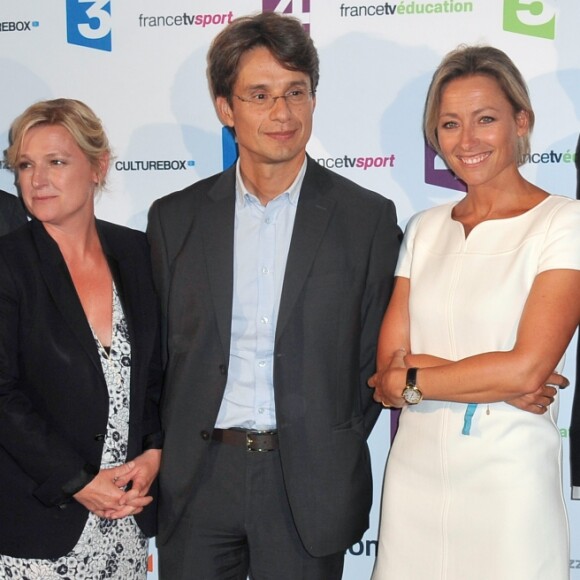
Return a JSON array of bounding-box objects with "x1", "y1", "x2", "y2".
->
[{"x1": 212, "y1": 428, "x2": 279, "y2": 452}]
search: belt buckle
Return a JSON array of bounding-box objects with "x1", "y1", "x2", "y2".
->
[{"x1": 246, "y1": 430, "x2": 272, "y2": 453}]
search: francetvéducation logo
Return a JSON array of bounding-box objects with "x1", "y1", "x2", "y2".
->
[
  {"x1": 503, "y1": 0, "x2": 556, "y2": 40},
  {"x1": 66, "y1": 0, "x2": 112, "y2": 51}
]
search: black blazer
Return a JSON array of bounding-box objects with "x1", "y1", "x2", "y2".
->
[
  {"x1": 148, "y1": 156, "x2": 401, "y2": 556},
  {"x1": 0, "y1": 189, "x2": 27, "y2": 236},
  {"x1": 0, "y1": 219, "x2": 162, "y2": 559}
]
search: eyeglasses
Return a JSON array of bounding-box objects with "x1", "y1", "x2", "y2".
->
[{"x1": 234, "y1": 89, "x2": 314, "y2": 109}]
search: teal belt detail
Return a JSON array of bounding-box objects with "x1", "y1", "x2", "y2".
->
[{"x1": 462, "y1": 403, "x2": 478, "y2": 435}]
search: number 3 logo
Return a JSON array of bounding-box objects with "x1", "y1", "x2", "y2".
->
[
  {"x1": 78, "y1": 0, "x2": 111, "y2": 40},
  {"x1": 66, "y1": 0, "x2": 112, "y2": 51},
  {"x1": 503, "y1": 0, "x2": 556, "y2": 40}
]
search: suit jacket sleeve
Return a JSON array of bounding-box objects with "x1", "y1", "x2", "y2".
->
[
  {"x1": 0, "y1": 250, "x2": 95, "y2": 507},
  {"x1": 146, "y1": 199, "x2": 171, "y2": 369},
  {"x1": 360, "y1": 198, "x2": 402, "y2": 437}
]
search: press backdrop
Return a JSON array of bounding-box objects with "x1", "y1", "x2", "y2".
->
[{"x1": 1, "y1": 1, "x2": 578, "y2": 577}]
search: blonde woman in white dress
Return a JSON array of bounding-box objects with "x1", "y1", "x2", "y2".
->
[{"x1": 369, "y1": 46, "x2": 580, "y2": 580}]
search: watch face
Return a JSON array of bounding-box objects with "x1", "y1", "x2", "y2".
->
[{"x1": 403, "y1": 386, "x2": 422, "y2": 405}]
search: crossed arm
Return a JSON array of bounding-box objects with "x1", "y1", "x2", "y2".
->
[{"x1": 368, "y1": 269, "x2": 579, "y2": 410}]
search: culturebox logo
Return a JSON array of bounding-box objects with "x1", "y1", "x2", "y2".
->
[
  {"x1": 66, "y1": 0, "x2": 112, "y2": 51},
  {"x1": 0, "y1": 20, "x2": 39, "y2": 32},
  {"x1": 503, "y1": 0, "x2": 556, "y2": 40},
  {"x1": 114, "y1": 159, "x2": 196, "y2": 172},
  {"x1": 263, "y1": 0, "x2": 311, "y2": 31}
]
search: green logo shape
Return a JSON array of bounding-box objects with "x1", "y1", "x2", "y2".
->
[{"x1": 503, "y1": 0, "x2": 556, "y2": 40}]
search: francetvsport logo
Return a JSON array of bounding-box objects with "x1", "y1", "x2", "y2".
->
[
  {"x1": 503, "y1": 0, "x2": 556, "y2": 40},
  {"x1": 66, "y1": 0, "x2": 111, "y2": 52},
  {"x1": 315, "y1": 154, "x2": 396, "y2": 171}
]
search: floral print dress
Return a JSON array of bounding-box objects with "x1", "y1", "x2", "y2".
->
[{"x1": 0, "y1": 285, "x2": 148, "y2": 580}]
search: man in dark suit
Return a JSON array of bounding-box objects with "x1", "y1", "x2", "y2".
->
[
  {"x1": 571, "y1": 133, "x2": 580, "y2": 497},
  {"x1": 148, "y1": 12, "x2": 401, "y2": 579},
  {"x1": 0, "y1": 189, "x2": 26, "y2": 235}
]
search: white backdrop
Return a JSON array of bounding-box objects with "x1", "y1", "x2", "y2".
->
[{"x1": 1, "y1": 1, "x2": 579, "y2": 578}]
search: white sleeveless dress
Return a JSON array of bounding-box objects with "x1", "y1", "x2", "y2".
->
[{"x1": 373, "y1": 195, "x2": 580, "y2": 580}]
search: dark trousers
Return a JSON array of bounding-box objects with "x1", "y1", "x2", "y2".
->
[{"x1": 158, "y1": 439, "x2": 345, "y2": 580}]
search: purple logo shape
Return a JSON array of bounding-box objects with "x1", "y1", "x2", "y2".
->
[{"x1": 424, "y1": 142, "x2": 466, "y2": 192}]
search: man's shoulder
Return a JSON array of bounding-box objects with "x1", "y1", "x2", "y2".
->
[{"x1": 150, "y1": 169, "x2": 232, "y2": 215}]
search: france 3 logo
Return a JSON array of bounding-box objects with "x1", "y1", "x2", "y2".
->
[
  {"x1": 66, "y1": 0, "x2": 111, "y2": 52},
  {"x1": 503, "y1": 0, "x2": 556, "y2": 40}
]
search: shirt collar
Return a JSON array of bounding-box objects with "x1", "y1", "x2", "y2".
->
[{"x1": 235, "y1": 157, "x2": 307, "y2": 208}]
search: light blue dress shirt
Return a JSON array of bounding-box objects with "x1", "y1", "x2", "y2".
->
[{"x1": 214, "y1": 159, "x2": 307, "y2": 430}]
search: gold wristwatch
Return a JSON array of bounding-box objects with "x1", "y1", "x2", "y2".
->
[{"x1": 402, "y1": 367, "x2": 423, "y2": 405}]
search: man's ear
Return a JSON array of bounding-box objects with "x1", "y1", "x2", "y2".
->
[{"x1": 216, "y1": 96, "x2": 234, "y2": 128}]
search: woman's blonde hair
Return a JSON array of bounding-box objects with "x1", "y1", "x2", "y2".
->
[{"x1": 5, "y1": 98, "x2": 111, "y2": 189}]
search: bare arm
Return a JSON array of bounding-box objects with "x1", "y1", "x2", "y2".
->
[{"x1": 369, "y1": 269, "x2": 578, "y2": 406}]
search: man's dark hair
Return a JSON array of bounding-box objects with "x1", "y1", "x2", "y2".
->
[{"x1": 207, "y1": 12, "x2": 319, "y2": 102}]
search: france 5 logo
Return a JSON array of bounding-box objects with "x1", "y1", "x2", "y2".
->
[
  {"x1": 503, "y1": 0, "x2": 556, "y2": 40},
  {"x1": 66, "y1": 0, "x2": 111, "y2": 52}
]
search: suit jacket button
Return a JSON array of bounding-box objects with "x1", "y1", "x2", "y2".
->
[
  {"x1": 219, "y1": 364, "x2": 227, "y2": 375},
  {"x1": 94, "y1": 434, "x2": 105, "y2": 441},
  {"x1": 200, "y1": 431, "x2": 210, "y2": 441}
]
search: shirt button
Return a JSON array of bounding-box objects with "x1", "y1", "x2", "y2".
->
[
  {"x1": 258, "y1": 360, "x2": 266, "y2": 368},
  {"x1": 260, "y1": 316, "x2": 269, "y2": 324},
  {"x1": 265, "y1": 217, "x2": 272, "y2": 224},
  {"x1": 200, "y1": 431, "x2": 210, "y2": 441},
  {"x1": 261, "y1": 267, "x2": 269, "y2": 275},
  {"x1": 219, "y1": 364, "x2": 227, "y2": 375},
  {"x1": 258, "y1": 408, "x2": 264, "y2": 414}
]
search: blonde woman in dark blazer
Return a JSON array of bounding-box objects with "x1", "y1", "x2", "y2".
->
[{"x1": 0, "y1": 99, "x2": 162, "y2": 579}]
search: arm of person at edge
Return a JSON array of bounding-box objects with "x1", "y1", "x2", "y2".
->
[{"x1": 368, "y1": 271, "x2": 578, "y2": 411}]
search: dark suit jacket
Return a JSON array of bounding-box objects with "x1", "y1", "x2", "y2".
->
[
  {"x1": 0, "y1": 189, "x2": 27, "y2": 236},
  {"x1": 0, "y1": 219, "x2": 163, "y2": 559},
  {"x1": 147, "y1": 156, "x2": 401, "y2": 556},
  {"x1": 571, "y1": 133, "x2": 580, "y2": 487}
]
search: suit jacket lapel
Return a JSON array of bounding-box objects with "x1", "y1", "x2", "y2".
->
[
  {"x1": 201, "y1": 168, "x2": 236, "y2": 358},
  {"x1": 98, "y1": 221, "x2": 143, "y2": 413},
  {"x1": 276, "y1": 158, "x2": 336, "y2": 339},
  {"x1": 32, "y1": 219, "x2": 103, "y2": 375}
]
